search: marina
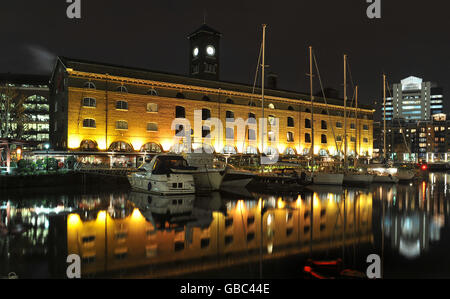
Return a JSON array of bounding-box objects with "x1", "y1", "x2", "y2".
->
[{"x1": 1, "y1": 172, "x2": 449, "y2": 279}]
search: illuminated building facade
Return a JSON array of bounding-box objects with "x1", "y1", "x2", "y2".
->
[
  {"x1": 49, "y1": 25, "x2": 374, "y2": 158},
  {"x1": 382, "y1": 76, "x2": 444, "y2": 122},
  {"x1": 0, "y1": 74, "x2": 50, "y2": 149},
  {"x1": 50, "y1": 191, "x2": 373, "y2": 277}
]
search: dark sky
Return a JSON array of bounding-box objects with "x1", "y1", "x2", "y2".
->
[{"x1": 1, "y1": 0, "x2": 449, "y2": 115}]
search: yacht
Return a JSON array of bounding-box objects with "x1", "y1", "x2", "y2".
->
[
  {"x1": 177, "y1": 152, "x2": 226, "y2": 192},
  {"x1": 220, "y1": 165, "x2": 255, "y2": 189},
  {"x1": 128, "y1": 154, "x2": 196, "y2": 195},
  {"x1": 343, "y1": 170, "x2": 375, "y2": 186},
  {"x1": 312, "y1": 172, "x2": 344, "y2": 186}
]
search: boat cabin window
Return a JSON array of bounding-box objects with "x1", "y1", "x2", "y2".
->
[{"x1": 152, "y1": 156, "x2": 189, "y2": 174}]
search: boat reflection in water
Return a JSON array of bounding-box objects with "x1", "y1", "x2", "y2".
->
[
  {"x1": 51, "y1": 188, "x2": 374, "y2": 278},
  {"x1": 4, "y1": 173, "x2": 450, "y2": 278}
]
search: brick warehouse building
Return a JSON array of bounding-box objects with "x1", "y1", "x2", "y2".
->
[{"x1": 48, "y1": 24, "x2": 374, "y2": 161}]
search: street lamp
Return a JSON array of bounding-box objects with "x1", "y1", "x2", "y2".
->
[{"x1": 44, "y1": 143, "x2": 50, "y2": 173}]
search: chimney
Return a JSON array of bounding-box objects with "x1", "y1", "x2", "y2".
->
[{"x1": 267, "y1": 72, "x2": 278, "y2": 90}]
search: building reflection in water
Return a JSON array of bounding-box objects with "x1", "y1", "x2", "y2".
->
[
  {"x1": 54, "y1": 188, "x2": 374, "y2": 278},
  {"x1": 374, "y1": 173, "x2": 449, "y2": 260}
]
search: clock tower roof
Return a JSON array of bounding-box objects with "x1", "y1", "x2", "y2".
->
[{"x1": 188, "y1": 24, "x2": 222, "y2": 39}]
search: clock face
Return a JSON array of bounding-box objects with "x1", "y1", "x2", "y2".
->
[
  {"x1": 193, "y1": 47, "x2": 199, "y2": 57},
  {"x1": 206, "y1": 45, "x2": 215, "y2": 56}
]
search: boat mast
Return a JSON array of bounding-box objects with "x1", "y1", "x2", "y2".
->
[
  {"x1": 309, "y1": 46, "x2": 314, "y2": 169},
  {"x1": 354, "y1": 85, "x2": 359, "y2": 168},
  {"x1": 261, "y1": 24, "x2": 267, "y2": 156},
  {"x1": 344, "y1": 54, "x2": 348, "y2": 170},
  {"x1": 383, "y1": 74, "x2": 387, "y2": 161}
]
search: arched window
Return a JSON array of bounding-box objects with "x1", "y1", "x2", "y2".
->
[
  {"x1": 147, "y1": 88, "x2": 158, "y2": 96},
  {"x1": 202, "y1": 108, "x2": 211, "y2": 120},
  {"x1": 116, "y1": 120, "x2": 128, "y2": 130},
  {"x1": 116, "y1": 85, "x2": 128, "y2": 93},
  {"x1": 321, "y1": 134, "x2": 327, "y2": 144},
  {"x1": 109, "y1": 141, "x2": 133, "y2": 152},
  {"x1": 223, "y1": 145, "x2": 237, "y2": 154},
  {"x1": 176, "y1": 92, "x2": 185, "y2": 99},
  {"x1": 288, "y1": 106, "x2": 294, "y2": 111},
  {"x1": 336, "y1": 135, "x2": 342, "y2": 142},
  {"x1": 226, "y1": 127, "x2": 234, "y2": 140},
  {"x1": 82, "y1": 118, "x2": 96, "y2": 128},
  {"x1": 84, "y1": 82, "x2": 96, "y2": 89},
  {"x1": 146, "y1": 123, "x2": 158, "y2": 132},
  {"x1": 305, "y1": 133, "x2": 311, "y2": 143},
  {"x1": 284, "y1": 147, "x2": 296, "y2": 155},
  {"x1": 268, "y1": 131, "x2": 276, "y2": 141},
  {"x1": 248, "y1": 113, "x2": 256, "y2": 124},
  {"x1": 305, "y1": 118, "x2": 311, "y2": 128},
  {"x1": 350, "y1": 123, "x2": 356, "y2": 129},
  {"x1": 268, "y1": 103, "x2": 275, "y2": 109},
  {"x1": 202, "y1": 126, "x2": 211, "y2": 138},
  {"x1": 140, "y1": 142, "x2": 162, "y2": 153},
  {"x1": 287, "y1": 117, "x2": 294, "y2": 127},
  {"x1": 265, "y1": 147, "x2": 278, "y2": 156},
  {"x1": 226, "y1": 111, "x2": 234, "y2": 120},
  {"x1": 175, "y1": 124, "x2": 185, "y2": 137},
  {"x1": 248, "y1": 129, "x2": 256, "y2": 141},
  {"x1": 82, "y1": 97, "x2": 96, "y2": 107},
  {"x1": 268, "y1": 115, "x2": 276, "y2": 126},
  {"x1": 116, "y1": 101, "x2": 128, "y2": 110},
  {"x1": 175, "y1": 106, "x2": 185, "y2": 118},
  {"x1": 245, "y1": 146, "x2": 258, "y2": 155},
  {"x1": 80, "y1": 140, "x2": 98, "y2": 151},
  {"x1": 226, "y1": 98, "x2": 234, "y2": 104},
  {"x1": 147, "y1": 103, "x2": 158, "y2": 112},
  {"x1": 321, "y1": 120, "x2": 327, "y2": 130},
  {"x1": 319, "y1": 149, "x2": 328, "y2": 156},
  {"x1": 287, "y1": 132, "x2": 294, "y2": 142}
]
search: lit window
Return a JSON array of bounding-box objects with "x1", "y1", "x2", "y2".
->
[
  {"x1": 116, "y1": 120, "x2": 128, "y2": 130},
  {"x1": 84, "y1": 82, "x2": 96, "y2": 89},
  {"x1": 287, "y1": 132, "x2": 294, "y2": 142},
  {"x1": 147, "y1": 103, "x2": 158, "y2": 112},
  {"x1": 147, "y1": 123, "x2": 158, "y2": 132},
  {"x1": 83, "y1": 97, "x2": 96, "y2": 107},
  {"x1": 116, "y1": 101, "x2": 128, "y2": 110},
  {"x1": 83, "y1": 119, "x2": 96, "y2": 128},
  {"x1": 117, "y1": 85, "x2": 128, "y2": 93}
]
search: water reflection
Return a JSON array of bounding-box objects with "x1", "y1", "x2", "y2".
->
[{"x1": 1, "y1": 173, "x2": 450, "y2": 278}]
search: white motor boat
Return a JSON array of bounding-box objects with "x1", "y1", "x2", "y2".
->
[
  {"x1": 128, "y1": 154, "x2": 196, "y2": 195},
  {"x1": 175, "y1": 152, "x2": 225, "y2": 192},
  {"x1": 344, "y1": 172, "x2": 375, "y2": 186},
  {"x1": 368, "y1": 166, "x2": 399, "y2": 184},
  {"x1": 312, "y1": 172, "x2": 344, "y2": 185}
]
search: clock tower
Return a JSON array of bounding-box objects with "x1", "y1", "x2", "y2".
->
[{"x1": 188, "y1": 23, "x2": 221, "y2": 81}]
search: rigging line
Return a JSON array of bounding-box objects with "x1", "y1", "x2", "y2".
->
[
  {"x1": 241, "y1": 40, "x2": 263, "y2": 155},
  {"x1": 312, "y1": 50, "x2": 340, "y2": 156}
]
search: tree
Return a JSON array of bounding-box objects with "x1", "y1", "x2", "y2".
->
[{"x1": 0, "y1": 83, "x2": 28, "y2": 139}]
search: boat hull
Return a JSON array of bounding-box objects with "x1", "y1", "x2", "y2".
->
[
  {"x1": 373, "y1": 175, "x2": 399, "y2": 184},
  {"x1": 344, "y1": 174, "x2": 374, "y2": 186},
  {"x1": 127, "y1": 173, "x2": 196, "y2": 195},
  {"x1": 312, "y1": 173, "x2": 344, "y2": 185}
]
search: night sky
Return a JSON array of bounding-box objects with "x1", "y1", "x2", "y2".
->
[{"x1": 1, "y1": 0, "x2": 449, "y2": 116}]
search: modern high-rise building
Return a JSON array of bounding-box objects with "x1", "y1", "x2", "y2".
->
[{"x1": 382, "y1": 76, "x2": 444, "y2": 122}]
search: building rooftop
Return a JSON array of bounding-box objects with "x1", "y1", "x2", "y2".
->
[{"x1": 56, "y1": 56, "x2": 372, "y2": 111}]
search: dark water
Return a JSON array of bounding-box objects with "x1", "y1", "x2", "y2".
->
[{"x1": 1, "y1": 172, "x2": 449, "y2": 279}]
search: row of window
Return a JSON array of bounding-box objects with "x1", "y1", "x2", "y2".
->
[
  {"x1": 81, "y1": 83, "x2": 371, "y2": 117},
  {"x1": 82, "y1": 119, "x2": 158, "y2": 132}
]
